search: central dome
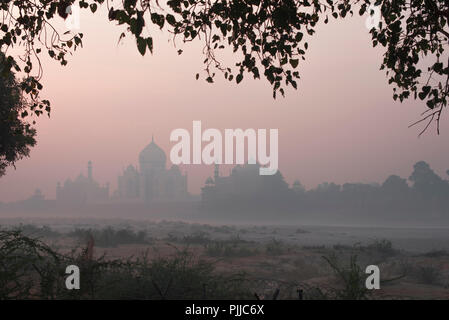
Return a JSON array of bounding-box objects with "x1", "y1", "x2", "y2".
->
[{"x1": 139, "y1": 138, "x2": 166, "y2": 168}]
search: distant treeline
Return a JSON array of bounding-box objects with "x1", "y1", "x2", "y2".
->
[
  {"x1": 297, "y1": 161, "x2": 449, "y2": 218},
  {"x1": 203, "y1": 161, "x2": 449, "y2": 222}
]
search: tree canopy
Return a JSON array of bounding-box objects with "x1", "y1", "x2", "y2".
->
[
  {"x1": 0, "y1": 54, "x2": 36, "y2": 177},
  {"x1": 1, "y1": 0, "x2": 448, "y2": 172}
]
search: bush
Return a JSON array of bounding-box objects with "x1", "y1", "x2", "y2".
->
[
  {"x1": 333, "y1": 239, "x2": 398, "y2": 261},
  {"x1": 69, "y1": 227, "x2": 150, "y2": 247},
  {"x1": 265, "y1": 239, "x2": 289, "y2": 256},
  {"x1": 365, "y1": 239, "x2": 398, "y2": 257},
  {"x1": 182, "y1": 231, "x2": 211, "y2": 245},
  {"x1": 413, "y1": 265, "x2": 442, "y2": 285},
  {"x1": 204, "y1": 241, "x2": 257, "y2": 258},
  {"x1": 0, "y1": 230, "x2": 62, "y2": 299},
  {"x1": 0, "y1": 230, "x2": 253, "y2": 300},
  {"x1": 322, "y1": 254, "x2": 371, "y2": 300},
  {"x1": 15, "y1": 224, "x2": 60, "y2": 238}
]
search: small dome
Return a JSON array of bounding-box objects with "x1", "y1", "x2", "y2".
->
[{"x1": 139, "y1": 138, "x2": 166, "y2": 166}]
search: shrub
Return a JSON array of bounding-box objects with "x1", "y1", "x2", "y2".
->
[
  {"x1": 0, "y1": 229, "x2": 62, "y2": 299},
  {"x1": 365, "y1": 239, "x2": 398, "y2": 257},
  {"x1": 204, "y1": 241, "x2": 257, "y2": 258},
  {"x1": 182, "y1": 231, "x2": 211, "y2": 245},
  {"x1": 413, "y1": 265, "x2": 442, "y2": 285},
  {"x1": 15, "y1": 224, "x2": 60, "y2": 238},
  {"x1": 69, "y1": 227, "x2": 150, "y2": 248},
  {"x1": 0, "y1": 230, "x2": 253, "y2": 300},
  {"x1": 265, "y1": 239, "x2": 289, "y2": 256},
  {"x1": 322, "y1": 254, "x2": 371, "y2": 300}
]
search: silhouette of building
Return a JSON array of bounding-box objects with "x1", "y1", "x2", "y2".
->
[
  {"x1": 201, "y1": 163, "x2": 294, "y2": 213},
  {"x1": 56, "y1": 161, "x2": 109, "y2": 204},
  {"x1": 116, "y1": 137, "x2": 189, "y2": 203},
  {"x1": 28, "y1": 188, "x2": 45, "y2": 201}
]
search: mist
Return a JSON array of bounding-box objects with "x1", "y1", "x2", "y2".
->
[{"x1": 1, "y1": 4, "x2": 449, "y2": 301}]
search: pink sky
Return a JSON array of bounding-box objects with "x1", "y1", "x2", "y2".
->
[{"x1": 1, "y1": 9, "x2": 448, "y2": 202}]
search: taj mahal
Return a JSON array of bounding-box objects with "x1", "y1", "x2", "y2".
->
[
  {"x1": 116, "y1": 136, "x2": 189, "y2": 203},
  {"x1": 54, "y1": 136, "x2": 287, "y2": 207},
  {"x1": 56, "y1": 137, "x2": 190, "y2": 204}
]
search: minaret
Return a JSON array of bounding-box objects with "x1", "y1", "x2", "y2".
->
[
  {"x1": 88, "y1": 160, "x2": 92, "y2": 180},
  {"x1": 56, "y1": 182, "x2": 61, "y2": 200},
  {"x1": 214, "y1": 164, "x2": 219, "y2": 182}
]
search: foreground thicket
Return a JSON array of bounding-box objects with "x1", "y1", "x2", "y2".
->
[
  {"x1": 1, "y1": 227, "x2": 447, "y2": 300},
  {"x1": 0, "y1": 230, "x2": 251, "y2": 299}
]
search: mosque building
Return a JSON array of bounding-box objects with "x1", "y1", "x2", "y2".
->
[
  {"x1": 56, "y1": 161, "x2": 109, "y2": 204},
  {"x1": 56, "y1": 137, "x2": 188, "y2": 205},
  {"x1": 201, "y1": 162, "x2": 294, "y2": 212}
]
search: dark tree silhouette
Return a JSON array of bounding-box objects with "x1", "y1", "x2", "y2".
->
[
  {"x1": 2, "y1": 1, "x2": 449, "y2": 118},
  {"x1": 409, "y1": 161, "x2": 448, "y2": 197},
  {"x1": 382, "y1": 175, "x2": 408, "y2": 194},
  {"x1": 0, "y1": 54, "x2": 36, "y2": 176}
]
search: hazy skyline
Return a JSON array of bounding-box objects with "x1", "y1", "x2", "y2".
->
[{"x1": 1, "y1": 9, "x2": 449, "y2": 202}]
